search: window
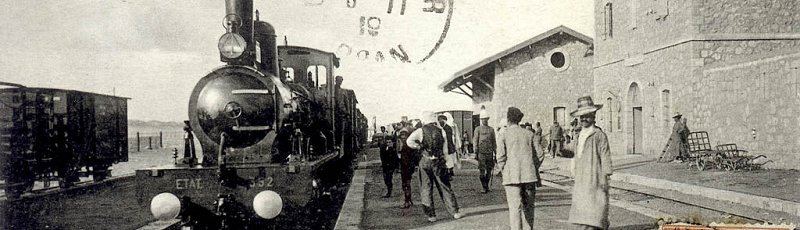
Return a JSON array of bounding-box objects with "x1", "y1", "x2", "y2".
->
[
  {"x1": 306, "y1": 65, "x2": 328, "y2": 88},
  {"x1": 547, "y1": 49, "x2": 570, "y2": 71},
  {"x1": 603, "y1": 3, "x2": 613, "y2": 39},
  {"x1": 662, "y1": 90, "x2": 671, "y2": 131},
  {"x1": 550, "y1": 52, "x2": 565, "y2": 68},
  {"x1": 284, "y1": 67, "x2": 295, "y2": 82},
  {"x1": 607, "y1": 97, "x2": 613, "y2": 132}
]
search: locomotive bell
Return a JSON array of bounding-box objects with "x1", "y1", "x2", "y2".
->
[
  {"x1": 253, "y1": 190, "x2": 283, "y2": 219},
  {"x1": 150, "y1": 193, "x2": 181, "y2": 220}
]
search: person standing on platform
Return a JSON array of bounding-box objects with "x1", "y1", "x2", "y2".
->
[
  {"x1": 396, "y1": 121, "x2": 417, "y2": 209},
  {"x1": 407, "y1": 111, "x2": 463, "y2": 222},
  {"x1": 658, "y1": 112, "x2": 690, "y2": 163},
  {"x1": 182, "y1": 120, "x2": 196, "y2": 165},
  {"x1": 461, "y1": 131, "x2": 472, "y2": 157},
  {"x1": 379, "y1": 126, "x2": 398, "y2": 198},
  {"x1": 472, "y1": 110, "x2": 496, "y2": 193},
  {"x1": 549, "y1": 121, "x2": 564, "y2": 158},
  {"x1": 495, "y1": 107, "x2": 541, "y2": 230},
  {"x1": 566, "y1": 96, "x2": 612, "y2": 230},
  {"x1": 440, "y1": 113, "x2": 462, "y2": 174},
  {"x1": 532, "y1": 122, "x2": 544, "y2": 155}
]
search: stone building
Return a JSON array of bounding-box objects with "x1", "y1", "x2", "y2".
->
[
  {"x1": 439, "y1": 26, "x2": 594, "y2": 132},
  {"x1": 592, "y1": 0, "x2": 800, "y2": 169}
]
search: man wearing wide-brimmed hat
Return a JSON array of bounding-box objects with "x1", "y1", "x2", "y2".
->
[
  {"x1": 472, "y1": 109, "x2": 496, "y2": 193},
  {"x1": 566, "y1": 96, "x2": 612, "y2": 230},
  {"x1": 658, "y1": 112, "x2": 690, "y2": 163},
  {"x1": 407, "y1": 111, "x2": 463, "y2": 222}
]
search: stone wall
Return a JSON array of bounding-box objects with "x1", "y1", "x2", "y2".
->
[
  {"x1": 699, "y1": 40, "x2": 800, "y2": 66},
  {"x1": 593, "y1": 43, "x2": 697, "y2": 156},
  {"x1": 490, "y1": 34, "x2": 593, "y2": 130},
  {"x1": 698, "y1": 0, "x2": 800, "y2": 34},
  {"x1": 593, "y1": 0, "x2": 694, "y2": 66},
  {"x1": 695, "y1": 51, "x2": 800, "y2": 169}
]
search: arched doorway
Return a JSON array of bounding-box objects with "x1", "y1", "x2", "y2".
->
[{"x1": 628, "y1": 83, "x2": 642, "y2": 154}]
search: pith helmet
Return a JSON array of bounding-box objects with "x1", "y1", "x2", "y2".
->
[{"x1": 479, "y1": 110, "x2": 489, "y2": 119}]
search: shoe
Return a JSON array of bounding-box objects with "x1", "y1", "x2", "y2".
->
[
  {"x1": 453, "y1": 213, "x2": 464, "y2": 219},
  {"x1": 480, "y1": 189, "x2": 489, "y2": 194},
  {"x1": 399, "y1": 202, "x2": 412, "y2": 209},
  {"x1": 382, "y1": 194, "x2": 391, "y2": 198},
  {"x1": 427, "y1": 216, "x2": 437, "y2": 222}
]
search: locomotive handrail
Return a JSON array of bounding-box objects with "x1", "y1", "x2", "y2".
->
[{"x1": 0, "y1": 81, "x2": 26, "y2": 88}]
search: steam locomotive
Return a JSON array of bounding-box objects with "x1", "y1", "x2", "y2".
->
[{"x1": 134, "y1": 0, "x2": 366, "y2": 229}]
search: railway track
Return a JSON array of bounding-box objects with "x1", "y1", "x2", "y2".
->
[
  {"x1": 1, "y1": 174, "x2": 153, "y2": 230},
  {"x1": 0, "y1": 174, "x2": 135, "y2": 202}
]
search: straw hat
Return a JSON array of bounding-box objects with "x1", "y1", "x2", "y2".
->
[
  {"x1": 570, "y1": 96, "x2": 603, "y2": 117},
  {"x1": 672, "y1": 112, "x2": 682, "y2": 118}
]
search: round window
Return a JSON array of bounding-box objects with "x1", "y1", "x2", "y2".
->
[{"x1": 550, "y1": 52, "x2": 566, "y2": 68}]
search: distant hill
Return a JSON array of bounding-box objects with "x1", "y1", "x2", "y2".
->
[
  {"x1": 128, "y1": 119, "x2": 184, "y2": 135},
  {"x1": 128, "y1": 119, "x2": 183, "y2": 128}
]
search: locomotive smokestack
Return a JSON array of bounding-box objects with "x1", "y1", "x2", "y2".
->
[{"x1": 222, "y1": 0, "x2": 254, "y2": 64}]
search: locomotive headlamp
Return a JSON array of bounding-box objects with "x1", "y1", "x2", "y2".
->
[
  {"x1": 222, "y1": 14, "x2": 242, "y2": 31},
  {"x1": 218, "y1": 32, "x2": 246, "y2": 59},
  {"x1": 150, "y1": 193, "x2": 181, "y2": 220},
  {"x1": 253, "y1": 190, "x2": 283, "y2": 219}
]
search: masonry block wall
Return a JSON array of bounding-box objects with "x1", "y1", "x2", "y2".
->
[
  {"x1": 594, "y1": 0, "x2": 800, "y2": 169},
  {"x1": 491, "y1": 33, "x2": 593, "y2": 131}
]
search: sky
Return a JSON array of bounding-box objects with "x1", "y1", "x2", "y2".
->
[{"x1": 0, "y1": 0, "x2": 593, "y2": 127}]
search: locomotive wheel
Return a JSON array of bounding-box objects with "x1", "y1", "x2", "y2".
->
[{"x1": 92, "y1": 165, "x2": 110, "y2": 182}]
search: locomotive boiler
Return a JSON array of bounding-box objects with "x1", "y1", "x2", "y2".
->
[{"x1": 135, "y1": 0, "x2": 366, "y2": 229}]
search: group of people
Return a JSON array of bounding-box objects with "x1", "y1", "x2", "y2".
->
[
  {"x1": 375, "y1": 96, "x2": 614, "y2": 230},
  {"x1": 376, "y1": 112, "x2": 465, "y2": 220}
]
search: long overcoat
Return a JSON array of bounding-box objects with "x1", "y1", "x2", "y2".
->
[
  {"x1": 567, "y1": 126, "x2": 612, "y2": 229},
  {"x1": 658, "y1": 121, "x2": 689, "y2": 162}
]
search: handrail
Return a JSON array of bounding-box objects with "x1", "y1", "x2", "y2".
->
[{"x1": 0, "y1": 82, "x2": 26, "y2": 88}]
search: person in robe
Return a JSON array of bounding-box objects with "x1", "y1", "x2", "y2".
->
[
  {"x1": 566, "y1": 96, "x2": 612, "y2": 230},
  {"x1": 658, "y1": 112, "x2": 690, "y2": 163}
]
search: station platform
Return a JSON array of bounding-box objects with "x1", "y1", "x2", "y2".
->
[
  {"x1": 335, "y1": 149, "x2": 656, "y2": 230},
  {"x1": 538, "y1": 154, "x2": 800, "y2": 224}
]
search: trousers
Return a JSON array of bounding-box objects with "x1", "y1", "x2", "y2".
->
[
  {"x1": 418, "y1": 157, "x2": 459, "y2": 217},
  {"x1": 503, "y1": 183, "x2": 537, "y2": 230},
  {"x1": 550, "y1": 140, "x2": 563, "y2": 157},
  {"x1": 478, "y1": 156, "x2": 494, "y2": 191}
]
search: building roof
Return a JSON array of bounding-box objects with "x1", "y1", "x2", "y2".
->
[{"x1": 439, "y1": 25, "x2": 593, "y2": 92}]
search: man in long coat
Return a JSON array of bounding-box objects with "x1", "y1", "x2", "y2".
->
[
  {"x1": 658, "y1": 112, "x2": 690, "y2": 162},
  {"x1": 472, "y1": 110, "x2": 496, "y2": 193},
  {"x1": 566, "y1": 96, "x2": 612, "y2": 230}
]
